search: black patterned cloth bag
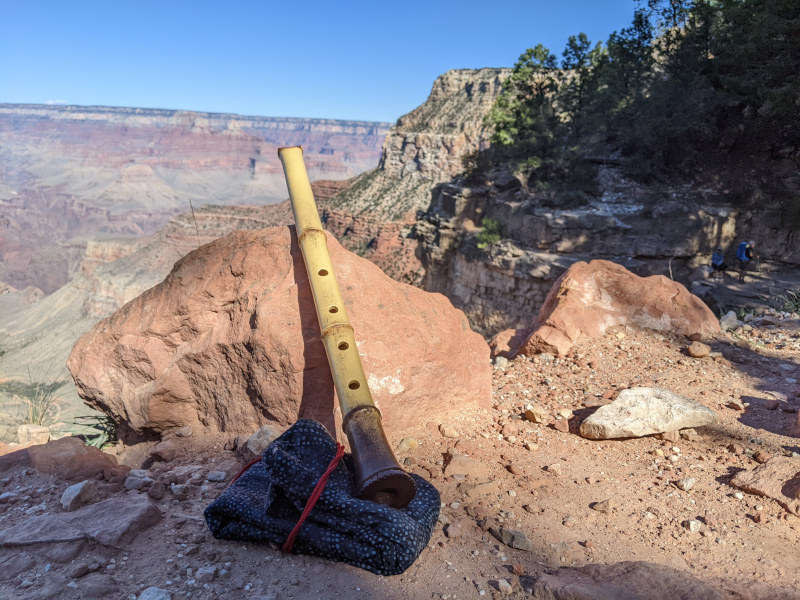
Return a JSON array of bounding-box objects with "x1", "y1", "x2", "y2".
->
[{"x1": 204, "y1": 419, "x2": 440, "y2": 575}]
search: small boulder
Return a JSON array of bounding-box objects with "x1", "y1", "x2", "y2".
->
[
  {"x1": 60, "y1": 480, "x2": 97, "y2": 511},
  {"x1": 579, "y1": 388, "x2": 717, "y2": 440}
]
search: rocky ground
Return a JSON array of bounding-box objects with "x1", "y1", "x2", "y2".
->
[{"x1": 1, "y1": 315, "x2": 799, "y2": 600}]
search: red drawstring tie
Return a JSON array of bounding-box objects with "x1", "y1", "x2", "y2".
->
[
  {"x1": 282, "y1": 442, "x2": 345, "y2": 553},
  {"x1": 230, "y1": 458, "x2": 261, "y2": 486}
]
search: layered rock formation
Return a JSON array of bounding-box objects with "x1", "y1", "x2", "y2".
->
[
  {"x1": 0, "y1": 103, "x2": 389, "y2": 292},
  {"x1": 322, "y1": 70, "x2": 800, "y2": 338},
  {"x1": 67, "y1": 227, "x2": 491, "y2": 440}
]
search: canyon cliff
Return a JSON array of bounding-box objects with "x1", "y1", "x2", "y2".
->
[
  {"x1": 0, "y1": 104, "x2": 389, "y2": 292},
  {"x1": 324, "y1": 70, "x2": 800, "y2": 337}
]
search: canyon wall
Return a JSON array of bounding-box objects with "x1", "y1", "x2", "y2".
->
[
  {"x1": 0, "y1": 104, "x2": 389, "y2": 292},
  {"x1": 324, "y1": 70, "x2": 800, "y2": 337}
]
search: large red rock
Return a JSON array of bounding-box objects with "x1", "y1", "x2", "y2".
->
[
  {"x1": 0, "y1": 437, "x2": 128, "y2": 482},
  {"x1": 68, "y1": 227, "x2": 491, "y2": 439},
  {"x1": 490, "y1": 260, "x2": 720, "y2": 358}
]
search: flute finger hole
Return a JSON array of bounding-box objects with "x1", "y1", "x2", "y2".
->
[
  {"x1": 318, "y1": 269, "x2": 328, "y2": 276},
  {"x1": 348, "y1": 380, "x2": 360, "y2": 390},
  {"x1": 328, "y1": 306, "x2": 338, "y2": 313},
  {"x1": 337, "y1": 342, "x2": 349, "y2": 351}
]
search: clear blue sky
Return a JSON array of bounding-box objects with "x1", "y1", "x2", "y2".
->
[{"x1": 0, "y1": 1, "x2": 637, "y2": 123}]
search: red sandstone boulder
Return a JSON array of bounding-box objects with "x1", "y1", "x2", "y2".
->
[
  {"x1": 68, "y1": 227, "x2": 491, "y2": 439},
  {"x1": 490, "y1": 260, "x2": 720, "y2": 358},
  {"x1": 0, "y1": 437, "x2": 128, "y2": 482}
]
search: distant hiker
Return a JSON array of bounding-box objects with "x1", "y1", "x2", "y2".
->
[
  {"x1": 711, "y1": 247, "x2": 727, "y2": 278},
  {"x1": 735, "y1": 240, "x2": 755, "y2": 282}
]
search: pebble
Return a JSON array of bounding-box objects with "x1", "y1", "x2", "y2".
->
[
  {"x1": 491, "y1": 527, "x2": 533, "y2": 551},
  {"x1": 139, "y1": 588, "x2": 172, "y2": 600},
  {"x1": 60, "y1": 479, "x2": 97, "y2": 511},
  {"x1": 685, "y1": 520, "x2": 702, "y2": 533},
  {"x1": 124, "y1": 477, "x2": 145, "y2": 491},
  {"x1": 508, "y1": 464, "x2": 525, "y2": 475},
  {"x1": 498, "y1": 579, "x2": 513, "y2": 596},
  {"x1": 553, "y1": 420, "x2": 569, "y2": 433},
  {"x1": 592, "y1": 498, "x2": 616, "y2": 514},
  {"x1": 545, "y1": 464, "x2": 563, "y2": 476},
  {"x1": 397, "y1": 437, "x2": 418, "y2": 452},
  {"x1": 563, "y1": 516, "x2": 576, "y2": 528},
  {"x1": 675, "y1": 478, "x2": 695, "y2": 491},
  {"x1": 733, "y1": 492, "x2": 744, "y2": 500},
  {"x1": 206, "y1": 471, "x2": 227, "y2": 482},
  {"x1": 524, "y1": 406, "x2": 548, "y2": 424},
  {"x1": 523, "y1": 441, "x2": 538, "y2": 451},
  {"x1": 148, "y1": 480, "x2": 166, "y2": 500},
  {"x1": 195, "y1": 566, "x2": 217, "y2": 583},
  {"x1": 439, "y1": 424, "x2": 458, "y2": 439},
  {"x1": 753, "y1": 451, "x2": 771, "y2": 464},
  {"x1": 174, "y1": 426, "x2": 193, "y2": 437},
  {"x1": 687, "y1": 342, "x2": 711, "y2": 358}
]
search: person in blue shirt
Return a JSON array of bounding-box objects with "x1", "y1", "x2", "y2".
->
[
  {"x1": 735, "y1": 240, "x2": 756, "y2": 282},
  {"x1": 711, "y1": 247, "x2": 727, "y2": 277}
]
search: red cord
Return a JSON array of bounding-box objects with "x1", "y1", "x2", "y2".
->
[
  {"x1": 230, "y1": 458, "x2": 261, "y2": 485},
  {"x1": 282, "y1": 443, "x2": 345, "y2": 553}
]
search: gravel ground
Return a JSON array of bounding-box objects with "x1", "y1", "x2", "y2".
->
[{"x1": 1, "y1": 317, "x2": 799, "y2": 599}]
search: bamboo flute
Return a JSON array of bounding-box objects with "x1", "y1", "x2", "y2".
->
[{"x1": 278, "y1": 146, "x2": 416, "y2": 509}]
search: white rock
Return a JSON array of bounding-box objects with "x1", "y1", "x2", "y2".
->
[
  {"x1": 60, "y1": 480, "x2": 97, "y2": 511},
  {"x1": 579, "y1": 387, "x2": 717, "y2": 440},
  {"x1": 206, "y1": 471, "x2": 227, "y2": 483}
]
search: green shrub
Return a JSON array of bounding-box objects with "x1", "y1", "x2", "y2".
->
[{"x1": 477, "y1": 218, "x2": 504, "y2": 249}]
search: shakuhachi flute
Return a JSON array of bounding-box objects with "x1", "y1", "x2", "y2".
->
[{"x1": 278, "y1": 146, "x2": 416, "y2": 509}]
